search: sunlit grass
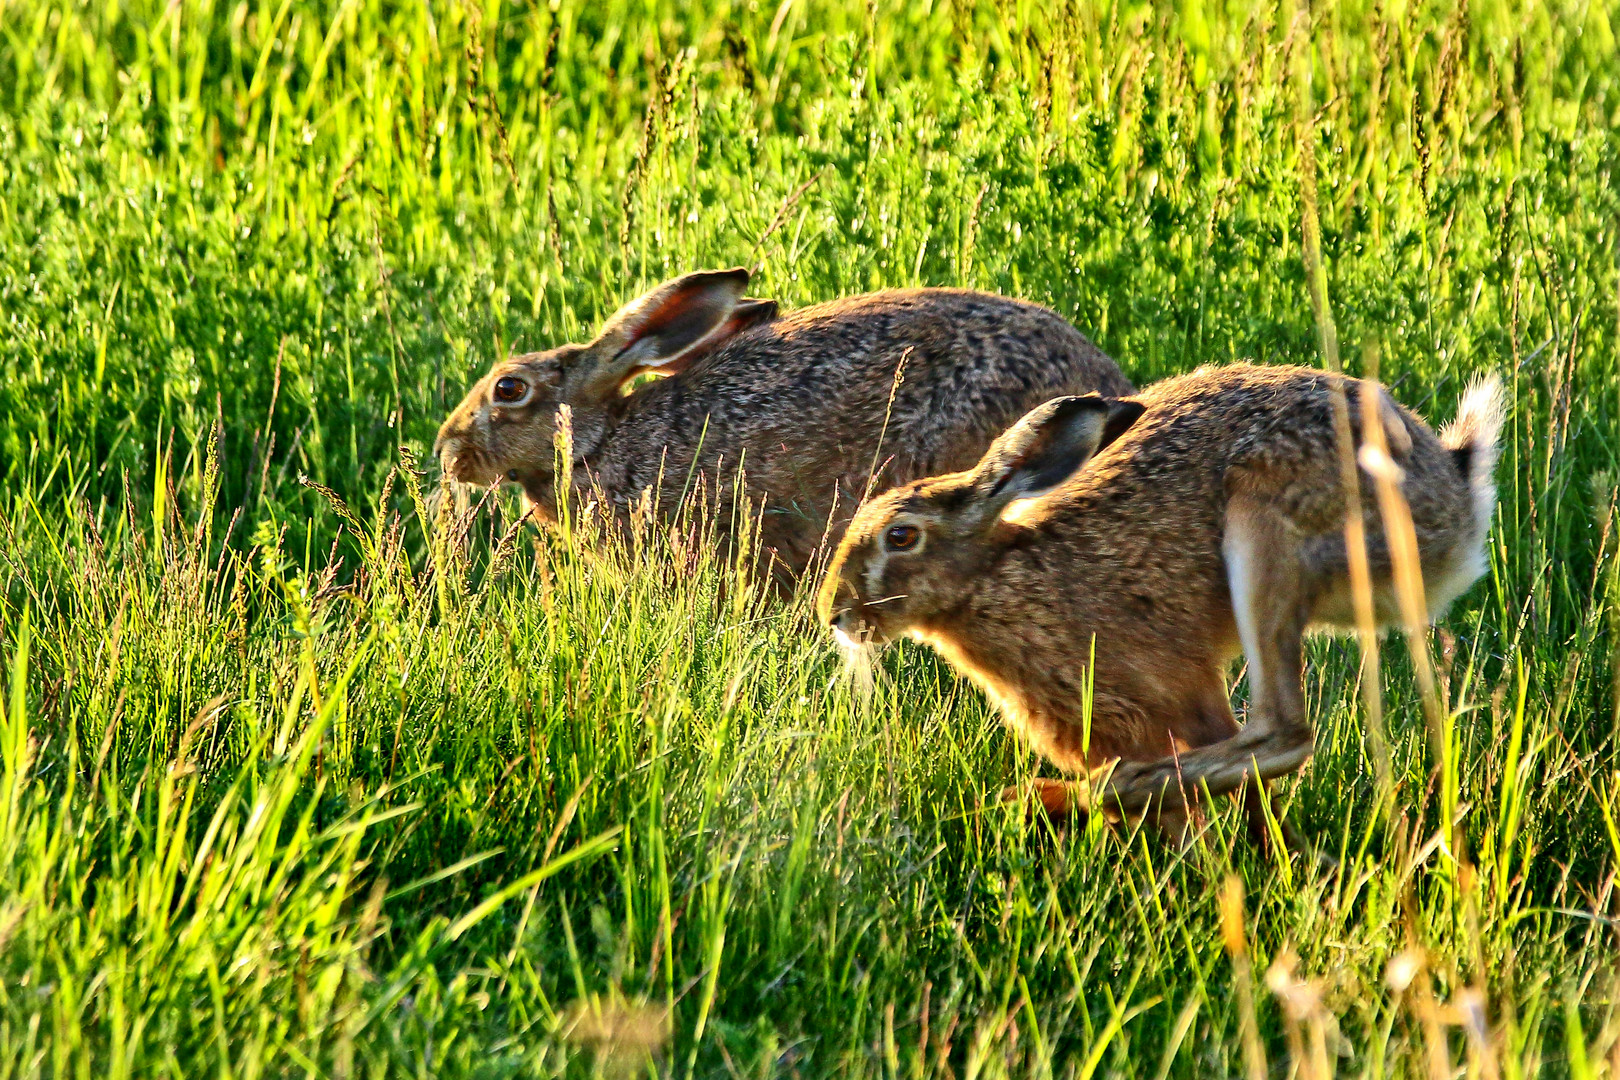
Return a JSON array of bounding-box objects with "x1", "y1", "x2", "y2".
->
[{"x1": 1, "y1": 0, "x2": 1618, "y2": 1075}]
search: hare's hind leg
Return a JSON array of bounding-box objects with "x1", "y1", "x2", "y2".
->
[
  {"x1": 1185, "y1": 682, "x2": 1312, "y2": 858},
  {"x1": 1145, "y1": 683, "x2": 1312, "y2": 857},
  {"x1": 1095, "y1": 493, "x2": 1318, "y2": 817}
]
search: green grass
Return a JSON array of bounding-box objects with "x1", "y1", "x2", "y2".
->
[{"x1": 2, "y1": 0, "x2": 1619, "y2": 1075}]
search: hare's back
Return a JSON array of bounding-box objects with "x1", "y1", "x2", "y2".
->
[
  {"x1": 694, "y1": 288, "x2": 1123, "y2": 394},
  {"x1": 683, "y1": 288, "x2": 1130, "y2": 478},
  {"x1": 1089, "y1": 364, "x2": 1470, "y2": 531},
  {"x1": 862, "y1": 291, "x2": 1134, "y2": 476}
]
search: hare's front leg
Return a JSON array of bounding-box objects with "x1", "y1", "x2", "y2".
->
[
  {"x1": 1000, "y1": 774, "x2": 1184, "y2": 844},
  {"x1": 1001, "y1": 777, "x2": 1079, "y2": 818},
  {"x1": 1095, "y1": 492, "x2": 1318, "y2": 816}
]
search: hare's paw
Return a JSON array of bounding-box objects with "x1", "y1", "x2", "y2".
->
[{"x1": 1000, "y1": 777, "x2": 1089, "y2": 821}]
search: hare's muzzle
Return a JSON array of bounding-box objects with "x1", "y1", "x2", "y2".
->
[
  {"x1": 819, "y1": 551, "x2": 887, "y2": 643},
  {"x1": 829, "y1": 608, "x2": 879, "y2": 652},
  {"x1": 823, "y1": 580, "x2": 880, "y2": 647},
  {"x1": 434, "y1": 417, "x2": 494, "y2": 486}
]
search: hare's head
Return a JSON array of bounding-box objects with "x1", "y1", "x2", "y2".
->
[
  {"x1": 434, "y1": 269, "x2": 777, "y2": 506},
  {"x1": 819, "y1": 394, "x2": 1145, "y2": 647}
]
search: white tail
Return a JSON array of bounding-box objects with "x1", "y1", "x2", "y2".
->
[{"x1": 1440, "y1": 373, "x2": 1506, "y2": 549}]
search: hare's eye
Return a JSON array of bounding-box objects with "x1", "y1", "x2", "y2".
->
[
  {"x1": 493, "y1": 376, "x2": 528, "y2": 404},
  {"x1": 884, "y1": 524, "x2": 921, "y2": 552}
]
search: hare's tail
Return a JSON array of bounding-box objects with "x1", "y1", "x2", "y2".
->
[{"x1": 1440, "y1": 373, "x2": 1506, "y2": 550}]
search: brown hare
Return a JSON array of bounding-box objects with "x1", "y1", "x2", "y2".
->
[
  {"x1": 434, "y1": 268, "x2": 1132, "y2": 587},
  {"x1": 819, "y1": 363, "x2": 1504, "y2": 844}
]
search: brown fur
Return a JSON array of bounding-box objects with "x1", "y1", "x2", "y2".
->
[
  {"x1": 820, "y1": 364, "x2": 1504, "y2": 843},
  {"x1": 434, "y1": 269, "x2": 1132, "y2": 586}
]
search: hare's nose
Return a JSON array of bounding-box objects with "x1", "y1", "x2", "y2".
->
[
  {"x1": 830, "y1": 608, "x2": 864, "y2": 637},
  {"x1": 434, "y1": 421, "x2": 471, "y2": 465}
]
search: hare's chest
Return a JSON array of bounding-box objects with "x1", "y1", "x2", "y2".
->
[
  {"x1": 911, "y1": 627, "x2": 1034, "y2": 724},
  {"x1": 911, "y1": 625, "x2": 1097, "y2": 772}
]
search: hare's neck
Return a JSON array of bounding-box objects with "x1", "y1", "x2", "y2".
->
[
  {"x1": 583, "y1": 393, "x2": 683, "y2": 502},
  {"x1": 910, "y1": 618, "x2": 1035, "y2": 729}
]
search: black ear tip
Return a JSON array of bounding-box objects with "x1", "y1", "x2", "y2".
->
[
  {"x1": 1099, "y1": 399, "x2": 1147, "y2": 450},
  {"x1": 678, "y1": 268, "x2": 750, "y2": 293},
  {"x1": 1046, "y1": 396, "x2": 1111, "y2": 436},
  {"x1": 1043, "y1": 394, "x2": 1109, "y2": 422}
]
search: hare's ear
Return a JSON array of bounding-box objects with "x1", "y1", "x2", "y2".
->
[
  {"x1": 578, "y1": 269, "x2": 751, "y2": 397},
  {"x1": 682, "y1": 297, "x2": 778, "y2": 364},
  {"x1": 967, "y1": 395, "x2": 1146, "y2": 522},
  {"x1": 720, "y1": 296, "x2": 779, "y2": 338}
]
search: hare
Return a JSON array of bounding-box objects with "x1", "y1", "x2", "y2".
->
[
  {"x1": 819, "y1": 363, "x2": 1504, "y2": 844},
  {"x1": 434, "y1": 268, "x2": 1132, "y2": 587}
]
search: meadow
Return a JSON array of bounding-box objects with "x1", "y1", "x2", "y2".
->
[{"x1": 1, "y1": 0, "x2": 1619, "y2": 1075}]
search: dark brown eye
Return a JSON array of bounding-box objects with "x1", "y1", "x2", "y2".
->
[
  {"x1": 884, "y1": 524, "x2": 920, "y2": 552},
  {"x1": 493, "y1": 375, "x2": 527, "y2": 403}
]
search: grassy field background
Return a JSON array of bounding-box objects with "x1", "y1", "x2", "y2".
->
[{"x1": 2, "y1": 0, "x2": 1619, "y2": 1075}]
